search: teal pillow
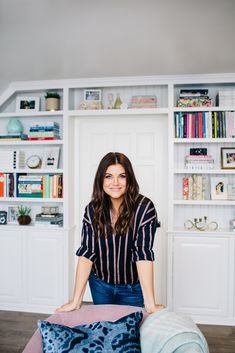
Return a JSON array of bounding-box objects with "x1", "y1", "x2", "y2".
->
[{"x1": 38, "y1": 311, "x2": 142, "y2": 353}]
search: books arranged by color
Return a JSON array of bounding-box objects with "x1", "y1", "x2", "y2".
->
[
  {"x1": 216, "y1": 90, "x2": 235, "y2": 106},
  {"x1": 28, "y1": 121, "x2": 60, "y2": 140},
  {"x1": 0, "y1": 150, "x2": 25, "y2": 170},
  {"x1": 17, "y1": 174, "x2": 63, "y2": 198},
  {"x1": 183, "y1": 174, "x2": 207, "y2": 200},
  {"x1": 185, "y1": 155, "x2": 214, "y2": 170},
  {"x1": 35, "y1": 213, "x2": 63, "y2": 227},
  {"x1": 0, "y1": 173, "x2": 15, "y2": 197},
  {"x1": 177, "y1": 89, "x2": 213, "y2": 107},
  {"x1": 130, "y1": 95, "x2": 157, "y2": 109},
  {"x1": 175, "y1": 111, "x2": 235, "y2": 138}
]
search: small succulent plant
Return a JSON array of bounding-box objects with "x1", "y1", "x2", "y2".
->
[
  {"x1": 45, "y1": 92, "x2": 60, "y2": 99},
  {"x1": 17, "y1": 205, "x2": 31, "y2": 216}
]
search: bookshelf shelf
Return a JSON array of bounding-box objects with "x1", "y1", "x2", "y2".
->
[
  {"x1": 173, "y1": 169, "x2": 235, "y2": 174},
  {"x1": 168, "y1": 227, "x2": 234, "y2": 236},
  {"x1": 173, "y1": 106, "x2": 235, "y2": 112},
  {"x1": 0, "y1": 111, "x2": 64, "y2": 118},
  {"x1": 68, "y1": 107, "x2": 168, "y2": 117},
  {"x1": 173, "y1": 138, "x2": 235, "y2": 144},
  {"x1": 0, "y1": 197, "x2": 64, "y2": 203},
  {"x1": 173, "y1": 199, "x2": 235, "y2": 205},
  {"x1": 0, "y1": 140, "x2": 64, "y2": 146}
]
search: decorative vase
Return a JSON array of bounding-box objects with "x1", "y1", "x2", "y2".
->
[
  {"x1": 7, "y1": 118, "x2": 24, "y2": 134},
  {"x1": 114, "y1": 93, "x2": 122, "y2": 109},
  {"x1": 18, "y1": 215, "x2": 31, "y2": 225},
  {"x1": 46, "y1": 98, "x2": 60, "y2": 111}
]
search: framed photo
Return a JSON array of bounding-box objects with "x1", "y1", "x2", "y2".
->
[
  {"x1": 16, "y1": 96, "x2": 40, "y2": 112},
  {"x1": 84, "y1": 89, "x2": 102, "y2": 101},
  {"x1": 42, "y1": 147, "x2": 60, "y2": 169},
  {"x1": 210, "y1": 176, "x2": 228, "y2": 200},
  {"x1": 7, "y1": 205, "x2": 18, "y2": 224},
  {"x1": 221, "y1": 147, "x2": 235, "y2": 169}
]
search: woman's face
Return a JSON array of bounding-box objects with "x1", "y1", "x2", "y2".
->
[{"x1": 103, "y1": 163, "x2": 127, "y2": 203}]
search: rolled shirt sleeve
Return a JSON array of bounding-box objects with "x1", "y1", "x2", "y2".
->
[
  {"x1": 132, "y1": 201, "x2": 158, "y2": 262},
  {"x1": 76, "y1": 206, "x2": 96, "y2": 262}
]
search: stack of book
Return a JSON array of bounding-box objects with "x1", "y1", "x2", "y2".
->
[
  {"x1": 130, "y1": 95, "x2": 157, "y2": 109},
  {"x1": 177, "y1": 89, "x2": 213, "y2": 107},
  {"x1": 185, "y1": 155, "x2": 214, "y2": 170},
  {"x1": 17, "y1": 175, "x2": 43, "y2": 197},
  {"x1": 0, "y1": 173, "x2": 15, "y2": 197},
  {"x1": 79, "y1": 101, "x2": 103, "y2": 110},
  {"x1": 216, "y1": 90, "x2": 235, "y2": 106},
  {"x1": 28, "y1": 121, "x2": 60, "y2": 140},
  {"x1": 0, "y1": 133, "x2": 27, "y2": 141},
  {"x1": 35, "y1": 213, "x2": 63, "y2": 227},
  {"x1": 0, "y1": 150, "x2": 25, "y2": 170},
  {"x1": 183, "y1": 174, "x2": 207, "y2": 200},
  {"x1": 17, "y1": 174, "x2": 63, "y2": 198}
]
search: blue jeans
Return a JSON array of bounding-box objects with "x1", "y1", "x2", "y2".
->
[{"x1": 89, "y1": 272, "x2": 144, "y2": 307}]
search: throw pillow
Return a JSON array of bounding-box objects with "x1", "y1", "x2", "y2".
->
[{"x1": 38, "y1": 311, "x2": 142, "y2": 353}]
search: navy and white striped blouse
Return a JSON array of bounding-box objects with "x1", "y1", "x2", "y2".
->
[{"x1": 76, "y1": 194, "x2": 158, "y2": 285}]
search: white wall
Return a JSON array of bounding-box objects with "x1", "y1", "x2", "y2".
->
[{"x1": 0, "y1": 0, "x2": 235, "y2": 93}]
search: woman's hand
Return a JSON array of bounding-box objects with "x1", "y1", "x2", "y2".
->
[
  {"x1": 145, "y1": 303, "x2": 165, "y2": 313},
  {"x1": 55, "y1": 300, "x2": 81, "y2": 313}
]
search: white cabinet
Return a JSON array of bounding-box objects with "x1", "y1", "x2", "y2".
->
[
  {"x1": 0, "y1": 229, "x2": 24, "y2": 304},
  {"x1": 0, "y1": 227, "x2": 70, "y2": 313},
  {"x1": 171, "y1": 235, "x2": 230, "y2": 318}
]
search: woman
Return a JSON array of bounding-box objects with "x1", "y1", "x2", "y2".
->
[{"x1": 57, "y1": 152, "x2": 163, "y2": 313}]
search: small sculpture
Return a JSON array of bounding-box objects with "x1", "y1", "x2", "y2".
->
[{"x1": 107, "y1": 93, "x2": 114, "y2": 109}]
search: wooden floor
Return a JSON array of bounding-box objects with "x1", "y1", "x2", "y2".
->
[{"x1": 0, "y1": 310, "x2": 234, "y2": 353}]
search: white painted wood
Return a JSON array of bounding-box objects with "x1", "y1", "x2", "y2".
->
[
  {"x1": 26, "y1": 230, "x2": 66, "y2": 308},
  {"x1": 0, "y1": 73, "x2": 234, "y2": 322},
  {"x1": 75, "y1": 114, "x2": 168, "y2": 304},
  {"x1": 172, "y1": 235, "x2": 229, "y2": 317},
  {"x1": 0, "y1": 230, "x2": 24, "y2": 303}
]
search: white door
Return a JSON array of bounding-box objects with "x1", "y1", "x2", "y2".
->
[{"x1": 74, "y1": 115, "x2": 168, "y2": 303}]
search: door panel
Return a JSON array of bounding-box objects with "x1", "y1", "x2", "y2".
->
[{"x1": 75, "y1": 115, "x2": 168, "y2": 302}]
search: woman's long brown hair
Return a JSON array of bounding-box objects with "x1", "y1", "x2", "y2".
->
[{"x1": 92, "y1": 152, "x2": 139, "y2": 237}]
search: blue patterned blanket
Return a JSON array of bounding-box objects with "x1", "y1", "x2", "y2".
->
[{"x1": 140, "y1": 308, "x2": 209, "y2": 353}]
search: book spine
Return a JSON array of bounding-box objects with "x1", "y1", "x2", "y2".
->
[{"x1": 183, "y1": 177, "x2": 189, "y2": 200}]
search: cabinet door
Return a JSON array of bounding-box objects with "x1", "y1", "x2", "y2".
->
[
  {"x1": 173, "y1": 236, "x2": 229, "y2": 317},
  {"x1": 0, "y1": 229, "x2": 24, "y2": 304},
  {"x1": 26, "y1": 230, "x2": 66, "y2": 310}
]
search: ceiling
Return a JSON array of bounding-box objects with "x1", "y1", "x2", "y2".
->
[{"x1": 0, "y1": 0, "x2": 235, "y2": 94}]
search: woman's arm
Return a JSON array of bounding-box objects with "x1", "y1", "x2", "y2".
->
[
  {"x1": 56, "y1": 256, "x2": 92, "y2": 312},
  {"x1": 136, "y1": 260, "x2": 164, "y2": 313}
]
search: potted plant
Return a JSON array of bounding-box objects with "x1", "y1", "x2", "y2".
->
[
  {"x1": 17, "y1": 205, "x2": 31, "y2": 225},
  {"x1": 45, "y1": 92, "x2": 60, "y2": 111}
]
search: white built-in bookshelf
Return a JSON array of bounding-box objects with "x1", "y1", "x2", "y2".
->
[{"x1": 0, "y1": 74, "x2": 235, "y2": 323}]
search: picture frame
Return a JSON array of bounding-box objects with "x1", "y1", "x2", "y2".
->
[
  {"x1": 210, "y1": 176, "x2": 228, "y2": 200},
  {"x1": 16, "y1": 96, "x2": 40, "y2": 112},
  {"x1": 221, "y1": 147, "x2": 235, "y2": 169},
  {"x1": 84, "y1": 89, "x2": 102, "y2": 102},
  {"x1": 7, "y1": 205, "x2": 18, "y2": 224},
  {"x1": 42, "y1": 147, "x2": 60, "y2": 169}
]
